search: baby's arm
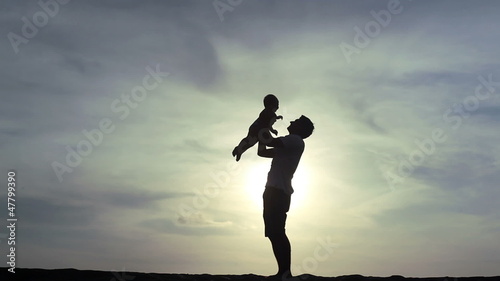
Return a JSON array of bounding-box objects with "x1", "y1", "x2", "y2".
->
[
  {"x1": 269, "y1": 115, "x2": 281, "y2": 135},
  {"x1": 259, "y1": 109, "x2": 283, "y2": 135}
]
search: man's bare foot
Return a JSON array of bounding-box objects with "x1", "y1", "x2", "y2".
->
[{"x1": 265, "y1": 272, "x2": 295, "y2": 281}]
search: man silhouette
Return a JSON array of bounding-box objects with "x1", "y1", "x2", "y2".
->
[{"x1": 257, "y1": 115, "x2": 314, "y2": 280}]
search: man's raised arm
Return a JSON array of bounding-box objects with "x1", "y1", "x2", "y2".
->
[{"x1": 257, "y1": 137, "x2": 284, "y2": 158}]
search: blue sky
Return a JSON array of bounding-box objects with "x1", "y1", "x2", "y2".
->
[{"x1": 1, "y1": 0, "x2": 500, "y2": 277}]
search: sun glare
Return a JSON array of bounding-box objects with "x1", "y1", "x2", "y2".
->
[{"x1": 245, "y1": 162, "x2": 309, "y2": 210}]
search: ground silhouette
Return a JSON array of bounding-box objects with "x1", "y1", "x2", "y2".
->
[{"x1": 1, "y1": 268, "x2": 499, "y2": 281}]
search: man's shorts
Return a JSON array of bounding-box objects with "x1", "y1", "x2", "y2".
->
[{"x1": 263, "y1": 186, "x2": 291, "y2": 237}]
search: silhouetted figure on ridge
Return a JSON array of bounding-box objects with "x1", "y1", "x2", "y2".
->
[{"x1": 257, "y1": 115, "x2": 314, "y2": 280}]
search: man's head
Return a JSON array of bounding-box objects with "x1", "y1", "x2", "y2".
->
[
  {"x1": 287, "y1": 115, "x2": 314, "y2": 139},
  {"x1": 263, "y1": 94, "x2": 279, "y2": 111}
]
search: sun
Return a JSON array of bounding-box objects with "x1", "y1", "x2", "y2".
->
[{"x1": 245, "y1": 162, "x2": 309, "y2": 210}]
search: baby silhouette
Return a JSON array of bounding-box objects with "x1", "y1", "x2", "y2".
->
[{"x1": 232, "y1": 94, "x2": 283, "y2": 161}]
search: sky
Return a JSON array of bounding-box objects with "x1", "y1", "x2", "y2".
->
[{"x1": 1, "y1": 0, "x2": 500, "y2": 277}]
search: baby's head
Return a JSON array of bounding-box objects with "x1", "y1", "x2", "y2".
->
[{"x1": 263, "y1": 94, "x2": 279, "y2": 111}]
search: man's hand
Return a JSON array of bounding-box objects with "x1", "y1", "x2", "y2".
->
[
  {"x1": 257, "y1": 136, "x2": 284, "y2": 158},
  {"x1": 258, "y1": 142, "x2": 275, "y2": 158}
]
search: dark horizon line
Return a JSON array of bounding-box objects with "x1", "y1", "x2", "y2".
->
[{"x1": 1, "y1": 267, "x2": 499, "y2": 280}]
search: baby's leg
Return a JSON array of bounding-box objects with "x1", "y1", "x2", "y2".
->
[{"x1": 233, "y1": 134, "x2": 258, "y2": 161}]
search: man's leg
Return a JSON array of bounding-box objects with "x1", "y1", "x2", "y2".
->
[
  {"x1": 263, "y1": 187, "x2": 292, "y2": 278},
  {"x1": 268, "y1": 233, "x2": 291, "y2": 277}
]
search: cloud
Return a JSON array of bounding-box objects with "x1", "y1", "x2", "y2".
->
[
  {"x1": 17, "y1": 196, "x2": 97, "y2": 226},
  {"x1": 96, "y1": 190, "x2": 192, "y2": 209},
  {"x1": 475, "y1": 105, "x2": 500, "y2": 122},
  {"x1": 140, "y1": 214, "x2": 234, "y2": 236},
  {"x1": 176, "y1": 212, "x2": 232, "y2": 227}
]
